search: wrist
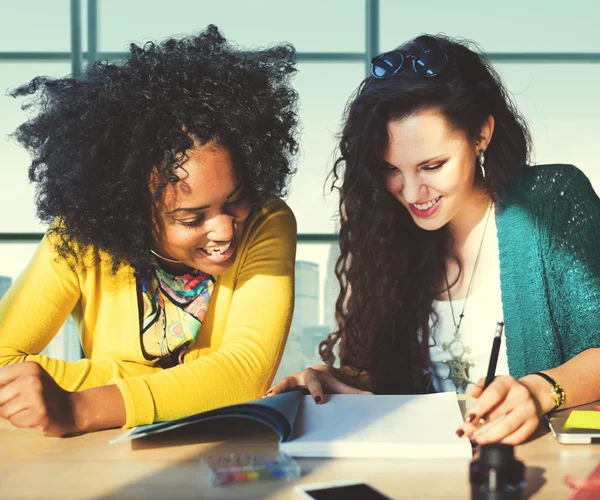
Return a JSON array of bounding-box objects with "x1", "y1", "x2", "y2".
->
[
  {"x1": 69, "y1": 391, "x2": 91, "y2": 434},
  {"x1": 69, "y1": 385, "x2": 127, "y2": 433},
  {"x1": 519, "y1": 374, "x2": 556, "y2": 415}
]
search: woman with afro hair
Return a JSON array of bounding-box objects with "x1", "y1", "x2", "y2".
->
[{"x1": 0, "y1": 25, "x2": 299, "y2": 436}]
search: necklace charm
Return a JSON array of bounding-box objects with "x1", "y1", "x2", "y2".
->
[
  {"x1": 442, "y1": 329, "x2": 473, "y2": 392},
  {"x1": 440, "y1": 203, "x2": 493, "y2": 394}
]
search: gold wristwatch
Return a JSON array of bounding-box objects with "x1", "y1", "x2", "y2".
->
[{"x1": 532, "y1": 371, "x2": 565, "y2": 413}]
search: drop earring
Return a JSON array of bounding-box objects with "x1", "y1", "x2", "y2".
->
[{"x1": 477, "y1": 149, "x2": 486, "y2": 179}]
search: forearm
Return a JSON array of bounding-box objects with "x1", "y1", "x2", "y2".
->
[
  {"x1": 70, "y1": 384, "x2": 126, "y2": 433},
  {"x1": 0, "y1": 349, "x2": 161, "y2": 393},
  {"x1": 520, "y1": 347, "x2": 600, "y2": 414}
]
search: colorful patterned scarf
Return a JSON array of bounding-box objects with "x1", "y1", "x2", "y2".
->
[{"x1": 139, "y1": 259, "x2": 215, "y2": 366}]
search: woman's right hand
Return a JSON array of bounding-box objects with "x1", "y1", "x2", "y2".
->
[{"x1": 266, "y1": 365, "x2": 372, "y2": 404}]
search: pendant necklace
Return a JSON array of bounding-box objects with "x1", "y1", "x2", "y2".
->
[{"x1": 441, "y1": 203, "x2": 493, "y2": 392}]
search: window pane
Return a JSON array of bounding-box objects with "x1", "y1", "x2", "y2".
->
[
  {"x1": 98, "y1": 0, "x2": 364, "y2": 53},
  {"x1": 287, "y1": 62, "x2": 365, "y2": 234},
  {"x1": 0, "y1": 242, "x2": 81, "y2": 361},
  {"x1": 0, "y1": 1, "x2": 86, "y2": 52},
  {"x1": 0, "y1": 63, "x2": 71, "y2": 233},
  {"x1": 0, "y1": 243, "x2": 38, "y2": 281},
  {"x1": 274, "y1": 242, "x2": 339, "y2": 383},
  {"x1": 496, "y1": 63, "x2": 600, "y2": 191},
  {"x1": 380, "y1": 0, "x2": 600, "y2": 53}
]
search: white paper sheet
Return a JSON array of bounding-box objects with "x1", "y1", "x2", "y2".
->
[{"x1": 280, "y1": 392, "x2": 472, "y2": 459}]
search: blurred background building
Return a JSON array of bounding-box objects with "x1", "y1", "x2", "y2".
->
[
  {"x1": 0, "y1": 276, "x2": 12, "y2": 300},
  {"x1": 1, "y1": 0, "x2": 599, "y2": 375}
]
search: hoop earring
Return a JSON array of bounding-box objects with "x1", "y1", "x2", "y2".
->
[
  {"x1": 150, "y1": 249, "x2": 182, "y2": 264},
  {"x1": 478, "y1": 149, "x2": 486, "y2": 179}
]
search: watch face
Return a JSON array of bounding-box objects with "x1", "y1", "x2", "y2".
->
[{"x1": 550, "y1": 384, "x2": 566, "y2": 408}]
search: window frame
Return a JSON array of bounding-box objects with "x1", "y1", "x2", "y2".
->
[{"x1": 1, "y1": 0, "x2": 599, "y2": 246}]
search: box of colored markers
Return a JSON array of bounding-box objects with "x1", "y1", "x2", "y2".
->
[{"x1": 199, "y1": 451, "x2": 301, "y2": 486}]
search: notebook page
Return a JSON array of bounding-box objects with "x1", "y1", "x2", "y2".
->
[{"x1": 280, "y1": 392, "x2": 472, "y2": 459}]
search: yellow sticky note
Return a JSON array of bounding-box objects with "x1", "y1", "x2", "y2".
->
[{"x1": 563, "y1": 410, "x2": 600, "y2": 430}]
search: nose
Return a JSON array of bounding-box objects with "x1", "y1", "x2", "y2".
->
[
  {"x1": 205, "y1": 213, "x2": 236, "y2": 243},
  {"x1": 402, "y1": 174, "x2": 427, "y2": 204}
]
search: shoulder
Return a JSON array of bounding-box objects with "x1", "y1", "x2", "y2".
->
[
  {"x1": 500, "y1": 164, "x2": 598, "y2": 209},
  {"x1": 42, "y1": 224, "x2": 132, "y2": 281},
  {"x1": 224, "y1": 198, "x2": 297, "y2": 282},
  {"x1": 498, "y1": 164, "x2": 600, "y2": 248},
  {"x1": 256, "y1": 197, "x2": 296, "y2": 222},
  {"x1": 243, "y1": 197, "x2": 297, "y2": 240},
  {"x1": 512, "y1": 163, "x2": 595, "y2": 196}
]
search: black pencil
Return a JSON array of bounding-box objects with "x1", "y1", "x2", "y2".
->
[{"x1": 483, "y1": 322, "x2": 504, "y2": 390}]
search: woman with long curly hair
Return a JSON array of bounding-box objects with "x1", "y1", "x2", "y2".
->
[
  {"x1": 269, "y1": 34, "x2": 600, "y2": 445},
  {"x1": 0, "y1": 25, "x2": 299, "y2": 436}
]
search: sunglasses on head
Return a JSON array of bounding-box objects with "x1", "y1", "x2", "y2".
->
[{"x1": 370, "y1": 49, "x2": 448, "y2": 79}]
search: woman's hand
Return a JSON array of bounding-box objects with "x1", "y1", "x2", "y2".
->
[
  {"x1": 0, "y1": 361, "x2": 78, "y2": 436},
  {"x1": 266, "y1": 365, "x2": 372, "y2": 404},
  {"x1": 455, "y1": 375, "x2": 551, "y2": 446}
]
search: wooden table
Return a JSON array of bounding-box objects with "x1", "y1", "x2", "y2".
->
[{"x1": 1, "y1": 416, "x2": 598, "y2": 499}]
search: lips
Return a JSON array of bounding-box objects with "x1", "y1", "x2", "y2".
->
[
  {"x1": 409, "y1": 196, "x2": 442, "y2": 218},
  {"x1": 197, "y1": 236, "x2": 236, "y2": 263}
]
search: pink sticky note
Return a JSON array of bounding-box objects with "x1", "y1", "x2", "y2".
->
[{"x1": 595, "y1": 405, "x2": 600, "y2": 411}]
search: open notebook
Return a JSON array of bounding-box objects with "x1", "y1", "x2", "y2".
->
[{"x1": 110, "y1": 391, "x2": 471, "y2": 459}]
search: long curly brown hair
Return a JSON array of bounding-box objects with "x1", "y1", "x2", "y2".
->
[{"x1": 319, "y1": 34, "x2": 531, "y2": 394}]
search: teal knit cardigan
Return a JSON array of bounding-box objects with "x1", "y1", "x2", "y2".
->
[{"x1": 496, "y1": 164, "x2": 600, "y2": 378}]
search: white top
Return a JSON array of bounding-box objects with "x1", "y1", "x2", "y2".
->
[{"x1": 427, "y1": 240, "x2": 509, "y2": 394}]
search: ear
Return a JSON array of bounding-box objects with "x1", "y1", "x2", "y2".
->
[{"x1": 475, "y1": 115, "x2": 495, "y2": 152}]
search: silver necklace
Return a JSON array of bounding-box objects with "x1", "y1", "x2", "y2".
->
[{"x1": 441, "y1": 203, "x2": 493, "y2": 392}]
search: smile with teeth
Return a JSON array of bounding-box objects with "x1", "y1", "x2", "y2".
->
[
  {"x1": 201, "y1": 240, "x2": 232, "y2": 255},
  {"x1": 412, "y1": 196, "x2": 442, "y2": 211}
]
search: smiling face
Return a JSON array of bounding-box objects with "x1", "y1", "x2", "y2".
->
[
  {"x1": 151, "y1": 140, "x2": 252, "y2": 275},
  {"x1": 381, "y1": 108, "x2": 493, "y2": 232}
]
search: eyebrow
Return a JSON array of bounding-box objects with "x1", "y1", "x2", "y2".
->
[
  {"x1": 165, "y1": 182, "x2": 244, "y2": 215},
  {"x1": 383, "y1": 154, "x2": 444, "y2": 170}
]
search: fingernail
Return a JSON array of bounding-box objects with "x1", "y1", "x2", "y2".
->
[
  {"x1": 265, "y1": 392, "x2": 274, "y2": 397},
  {"x1": 465, "y1": 413, "x2": 476, "y2": 423},
  {"x1": 456, "y1": 429, "x2": 464, "y2": 438},
  {"x1": 315, "y1": 396, "x2": 322, "y2": 404}
]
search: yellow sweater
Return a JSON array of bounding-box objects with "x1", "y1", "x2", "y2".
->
[{"x1": 0, "y1": 199, "x2": 296, "y2": 428}]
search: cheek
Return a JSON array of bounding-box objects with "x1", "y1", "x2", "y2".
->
[
  {"x1": 165, "y1": 225, "x2": 207, "y2": 249},
  {"x1": 382, "y1": 173, "x2": 404, "y2": 196},
  {"x1": 235, "y1": 201, "x2": 252, "y2": 222}
]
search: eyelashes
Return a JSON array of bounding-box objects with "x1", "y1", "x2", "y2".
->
[
  {"x1": 380, "y1": 161, "x2": 446, "y2": 173},
  {"x1": 177, "y1": 195, "x2": 247, "y2": 229},
  {"x1": 422, "y1": 163, "x2": 444, "y2": 172},
  {"x1": 179, "y1": 217, "x2": 204, "y2": 228}
]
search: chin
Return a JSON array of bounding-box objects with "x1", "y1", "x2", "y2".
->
[
  {"x1": 191, "y1": 254, "x2": 237, "y2": 275},
  {"x1": 411, "y1": 214, "x2": 448, "y2": 232},
  {"x1": 199, "y1": 262, "x2": 233, "y2": 275}
]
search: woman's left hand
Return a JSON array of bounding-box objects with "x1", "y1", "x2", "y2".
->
[
  {"x1": 0, "y1": 361, "x2": 78, "y2": 436},
  {"x1": 455, "y1": 375, "x2": 547, "y2": 446}
]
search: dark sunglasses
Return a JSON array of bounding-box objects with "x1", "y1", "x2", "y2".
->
[{"x1": 370, "y1": 49, "x2": 448, "y2": 79}]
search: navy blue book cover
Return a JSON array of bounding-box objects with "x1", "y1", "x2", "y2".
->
[{"x1": 109, "y1": 390, "x2": 303, "y2": 444}]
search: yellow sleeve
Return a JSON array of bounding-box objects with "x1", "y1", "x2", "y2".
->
[
  {"x1": 112, "y1": 201, "x2": 297, "y2": 427},
  {"x1": 0, "y1": 234, "x2": 159, "y2": 390}
]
